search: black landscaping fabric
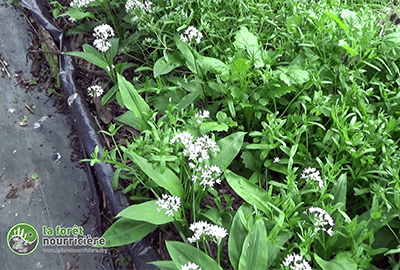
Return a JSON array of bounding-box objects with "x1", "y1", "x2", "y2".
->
[{"x1": 1, "y1": 0, "x2": 161, "y2": 269}]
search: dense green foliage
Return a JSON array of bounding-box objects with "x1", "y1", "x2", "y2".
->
[{"x1": 52, "y1": 0, "x2": 400, "y2": 268}]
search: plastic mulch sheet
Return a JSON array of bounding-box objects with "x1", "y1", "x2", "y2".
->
[{"x1": 0, "y1": 0, "x2": 160, "y2": 269}]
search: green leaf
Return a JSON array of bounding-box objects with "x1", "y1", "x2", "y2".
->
[
  {"x1": 174, "y1": 34, "x2": 197, "y2": 74},
  {"x1": 149, "y1": 261, "x2": 178, "y2": 270},
  {"x1": 211, "y1": 132, "x2": 246, "y2": 170},
  {"x1": 107, "y1": 38, "x2": 119, "y2": 62},
  {"x1": 117, "y1": 200, "x2": 177, "y2": 225},
  {"x1": 338, "y1": 40, "x2": 358, "y2": 56},
  {"x1": 233, "y1": 27, "x2": 263, "y2": 67},
  {"x1": 95, "y1": 218, "x2": 156, "y2": 247},
  {"x1": 314, "y1": 253, "x2": 357, "y2": 270},
  {"x1": 175, "y1": 87, "x2": 202, "y2": 112},
  {"x1": 64, "y1": 44, "x2": 108, "y2": 69},
  {"x1": 238, "y1": 219, "x2": 268, "y2": 270},
  {"x1": 323, "y1": 11, "x2": 350, "y2": 30},
  {"x1": 229, "y1": 204, "x2": 253, "y2": 270},
  {"x1": 126, "y1": 152, "x2": 183, "y2": 197},
  {"x1": 331, "y1": 173, "x2": 347, "y2": 209},
  {"x1": 278, "y1": 67, "x2": 310, "y2": 86},
  {"x1": 115, "y1": 111, "x2": 143, "y2": 130},
  {"x1": 154, "y1": 55, "x2": 181, "y2": 77},
  {"x1": 100, "y1": 84, "x2": 118, "y2": 107},
  {"x1": 112, "y1": 167, "x2": 121, "y2": 191},
  {"x1": 166, "y1": 241, "x2": 223, "y2": 270},
  {"x1": 225, "y1": 170, "x2": 269, "y2": 214},
  {"x1": 197, "y1": 56, "x2": 228, "y2": 75},
  {"x1": 267, "y1": 230, "x2": 293, "y2": 268},
  {"x1": 233, "y1": 26, "x2": 259, "y2": 51},
  {"x1": 380, "y1": 31, "x2": 400, "y2": 53},
  {"x1": 59, "y1": 8, "x2": 95, "y2": 20},
  {"x1": 199, "y1": 121, "x2": 229, "y2": 135},
  {"x1": 117, "y1": 73, "x2": 151, "y2": 128}
]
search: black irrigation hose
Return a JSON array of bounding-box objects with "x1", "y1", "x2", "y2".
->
[{"x1": 19, "y1": 1, "x2": 161, "y2": 269}]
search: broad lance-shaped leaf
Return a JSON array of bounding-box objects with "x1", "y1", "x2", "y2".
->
[
  {"x1": 126, "y1": 152, "x2": 183, "y2": 197},
  {"x1": 229, "y1": 204, "x2": 253, "y2": 270},
  {"x1": 94, "y1": 218, "x2": 156, "y2": 247},
  {"x1": 117, "y1": 200, "x2": 177, "y2": 225},
  {"x1": 211, "y1": 132, "x2": 246, "y2": 170},
  {"x1": 238, "y1": 219, "x2": 269, "y2": 270},
  {"x1": 64, "y1": 44, "x2": 108, "y2": 69},
  {"x1": 315, "y1": 253, "x2": 357, "y2": 270},
  {"x1": 117, "y1": 73, "x2": 151, "y2": 123},
  {"x1": 166, "y1": 241, "x2": 223, "y2": 270},
  {"x1": 331, "y1": 173, "x2": 347, "y2": 209},
  {"x1": 225, "y1": 170, "x2": 269, "y2": 214},
  {"x1": 174, "y1": 34, "x2": 197, "y2": 74}
]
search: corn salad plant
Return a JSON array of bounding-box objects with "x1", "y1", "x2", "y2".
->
[{"x1": 53, "y1": 0, "x2": 400, "y2": 268}]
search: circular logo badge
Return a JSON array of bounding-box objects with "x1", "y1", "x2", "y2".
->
[{"x1": 7, "y1": 223, "x2": 39, "y2": 255}]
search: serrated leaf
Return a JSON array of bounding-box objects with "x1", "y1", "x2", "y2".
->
[{"x1": 200, "y1": 122, "x2": 229, "y2": 134}]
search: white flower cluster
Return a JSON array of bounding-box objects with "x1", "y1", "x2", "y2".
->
[
  {"x1": 180, "y1": 26, "x2": 203, "y2": 44},
  {"x1": 87, "y1": 85, "x2": 104, "y2": 97},
  {"x1": 93, "y1": 24, "x2": 115, "y2": 52},
  {"x1": 70, "y1": 0, "x2": 96, "y2": 8},
  {"x1": 304, "y1": 206, "x2": 335, "y2": 236},
  {"x1": 191, "y1": 164, "x2": 222, "y2": 189},
  {"x1": 125, "y1": 0, "x2": 152, "y2": 14},
  {"x1": 155, "y1": 194, "x2": 180, "y2": 216},
  {"x1": 194, "y1": 110, "x2": 210, "y2": 124},
  {"x1": 301, "y1": 167, "x2": 324, "y2": 189},
  {"x1": 171, "y1": 131, "x2": 221, "y2": 189},
  {"x1": 181, "y1": 262, "x2": 201, "y2": 270},
  {"x1": 282, "y1": 253, "x2": 312, "y2": 270},
  {"x1": 187, "y1": 221, "x2": 228, "y2": 244}
]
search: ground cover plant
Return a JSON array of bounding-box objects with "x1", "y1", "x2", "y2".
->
[{"x1": 39, "y1": 0, "x2": 400, "y2": 268}]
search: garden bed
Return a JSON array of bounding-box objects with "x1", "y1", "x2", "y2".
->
[{"x1": 21, "y1": 0, "x2": 400, "y2": 269}]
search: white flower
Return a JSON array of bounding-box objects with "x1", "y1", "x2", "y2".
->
[
  {"x1": 93, "y1": 24, "x2": 115, "y2": 41},
  {"x1": 304, "y1": 206, "x2": 335, "y2": 236},
  {"x1": 171, "y1": 132, "x2": 219, "y2": 163},
  {"x1": 181, "y1": 262, "x2": 201, "y2": 270},
  {"x1": 192, "y1": 164, "x2": 222, "y2": 189},
  {"x1": 87, "y1": 85, "x2": 104, "y2": 97},
  {"x1": 68, "y1": 16, "x2": 77, "y2": 23},
  {"x1": 93, "y1": 39, "x2": 111, "y2": 52},
  {"x1": 92, "y1": 24, "x2": 115, "y2": 52},
  {"x1": 170, "y1": 131, "x2": 194, "y2": 148},
  {"x1": 273, "y1": 157, "x2": 280, "y2": 163},
  {"x1": 155, "y1": 194, "x2": 180, "y2": 216},
  {"x1": 106, "y1": 65, "x2": 115, "y2": 72},
  {"x1": 70, "y1": 0, "x2": 96, "y2": 8},
  {"x1": 282, "y1": 253, "x2": 312, "y2": 270},
  {"x1": 301, "y1": 167, "x2": 324, "y2": 189},
  {"x1": 125, "y1": 0, "x2": 153, "y2": 14},
  {"x1": 187, "y1": 221, "x2": 228, "y2": 244},
  {"x1": 195, "y1": 110, "x2": 210, "y2": 119},
  {"x1": 180, "y1": 26, "x2": 203, "y2": 44}
]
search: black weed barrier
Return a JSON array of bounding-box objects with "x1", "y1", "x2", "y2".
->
[{"x1": 19, "y1": 0, "x2": 162, "y2": 269}]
